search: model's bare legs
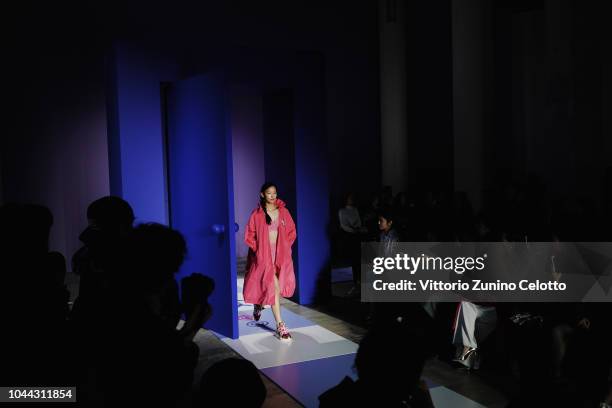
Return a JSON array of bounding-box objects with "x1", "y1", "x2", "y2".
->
[
  {"x1": 271, "y1": 272, "x2": 291, "y2": 340},
  {"x1": 271, "y1": 273, "x2": 282, "y2": 324}
]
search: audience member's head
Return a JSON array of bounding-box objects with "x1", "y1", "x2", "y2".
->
[
  {"x1": 197, "y1": 358, "x2": 266, "y2": 408},
  {"x1": 344, "y1": 191, "x2": 355, "y2": 207},
  {"x1": 354, "y1": 323, "x2": 428, "y2": 402},
  {"x1": 377, "y1": 207, "x2": 394, "y2": 232},
  {"x1": 86, "y1": 195, "x2": 135, "y2": 230},
  {"x1": 76, "y1": 196, "x2": 135, "y2": 274},
  {"x1": 124, "y1": 223, "x2": 187, "y2": 292}
]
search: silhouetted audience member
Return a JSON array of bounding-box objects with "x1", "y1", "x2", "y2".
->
[
  {"x1": 377, "y1": 207, "x2": 399, "y2": 256},
  {"x1": 361, "y1": 192, "x2": 381, "y2": 241},
  {"x1": 0, "y1": 203, "x2": 72, "y2": 386},
  {"x1": 338, "y1": 192, "x2": 364, "y2": 294},
  {"x1": 319, "y1": 324, "x2": 434, "y2": 407},
  {"x1": 70, "y1": 196, "x2": 135, "y2": 328},
  {"x1": 560, "y1": 302, "x2": 612, "y2": 407},
  {"x1": 196, "y1": 358, "x2": 266, "y2": 408},
  {"x1": 365, "y1": 207, "x2": 399, "y2": 324},
  {"x1": 82, "y1": 222, "x2": 213, "y2": 407},
  {"x1": 46, "y1": 250, "x2": 71, "y2": 324}
]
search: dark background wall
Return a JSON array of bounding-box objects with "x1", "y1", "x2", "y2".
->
[
  {"x1": 2, "y1": 0, "x2": 611, "y2": 261},
  {"x1": 3, "y1": 1, "x2": 110, "y2": 259},
  {"x1": 483, "y1": 0, "x2": 610, "y2": 204},
  {"x1": 407, "y1": 0, "x2": 454, "y2": 192},
  {"x1": 230, "y1": 84, "x2": 265, "y2": 258},
  {"x1": 451, "y1": 0, "x2": 610, "y2": 217},
  {"x1": 3, "y1": 0, "x2": 380, "y2": 262}
]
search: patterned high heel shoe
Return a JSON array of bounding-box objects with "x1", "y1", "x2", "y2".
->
[
  {"x1": 276, "y1": 321, "x2": 292, "y2": 341},
  {"x1": 253, "y1": 304, "x2": 263, "y2": 321}
]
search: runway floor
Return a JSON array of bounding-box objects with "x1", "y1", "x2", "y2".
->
[
  {"x1": 67, "y1": 266, "x2": 508, "y2": 407},
  {"x1": 205, "y1": 275, "x2": 492, "y2": 408}
]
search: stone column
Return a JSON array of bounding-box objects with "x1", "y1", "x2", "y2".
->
[
  {"x1": 379, "y1": 0, "x2": 408, "y2": 192},
  {"x1": 452, "y1": 0, "x2": 487, "y2": 211}
]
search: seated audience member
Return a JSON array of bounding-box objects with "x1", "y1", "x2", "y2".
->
[
  {"x1": 0, "y1": 203, "x2": 73, "y2": 387},
  {"x1": 70, "y1": 196, "x2": 135, "y2": 328},
  {"x1": 368, "y1": 207, "x2": 402, "y2": 324},
  {"x1": 319, "y1": 323, "x2": 434, "y2": 407},
  {"x1": 88, "y1": 223, "x2": 213, "y2": 407},
  {"x1": 377, "y1": 207, "x2": 399, "y2": 256},
  {"x1": 338, "y1": 192, "x2": 365, "y2": 294},
  {"x1": 361, "y1": 192, "x2": 381, "y2": 241}
]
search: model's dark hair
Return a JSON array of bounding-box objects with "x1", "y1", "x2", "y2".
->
[{"x1": 259, "y1": 182, "x2": 278, "y2": 225}]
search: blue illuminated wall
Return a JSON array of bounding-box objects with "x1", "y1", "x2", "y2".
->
[
  {"x1": 108, "y1": 43, "x2": 330, "y2": 306},
  {"x1": 106, "y1": 42, "x2": 179, "y2": 225},
  {"x1": 293, "y1": 53, "x2": 331, "y2": 304}
]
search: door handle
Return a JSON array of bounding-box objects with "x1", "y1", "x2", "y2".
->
[{"x1": 235, "y1": 222, "x2": 239, "y2": 232}]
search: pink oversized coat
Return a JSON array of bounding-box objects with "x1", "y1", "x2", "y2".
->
[{"x1": 243, "y1": 198, "x2": 297, "y2": 306}]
